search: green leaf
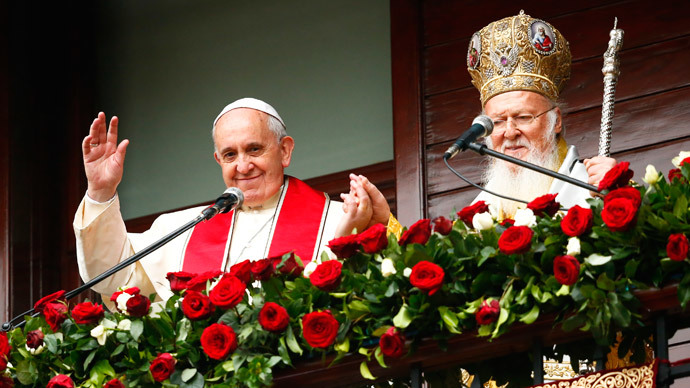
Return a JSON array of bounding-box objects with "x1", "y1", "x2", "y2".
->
[
  {"x1": 372, "y1": 326, "x2": 391, "y2": 337},
  {"x1": 176, "y1": 318, "x2": 192, "y2": 343},
  {"x1": 585, "y1": 253, "x2": 612, "y2": 266},
  {"x1": 84, "y1": 349, "x2": 97, "y2": 370},
  {"x1": 393, "y1": 304, "x2": 413, "y2": 329},
  {"x1": 491, "y1": 308, "x2": 510, "y2": 337},
  {"x1": 285, "y1": 325, "x2": 303, "y2": 355},
  {"x1": 130, "y1": 319, "x2": 144, "y2": 341},
  {"x1": 438, "y1": 306, "x2": 461, "y2": 334},
  {"x1": 334, "y1": 338, "x2": 350, "y2": 353},
  {"x1": 596, "y1": 273, "x2": 615, "y2": 292},
  {"x1": 15, "y1": 360, "x2": 37, "y2": 385},
  {"x1": 555, "y1": 284, "x2": 570, "y2": 297},
  {"x1": 673, "y1": 195, "x2": 688, "y2": 218},
  {"x1": 182, "y1": 368, "x2": 197, "y2": 382},
  {"x1": 360, "y1": 361, "x2": 376, "y2": 380},
  {"x1": 519, "y1": 305, "x2": 540, "y2": 324},
  {"x1": 90, "y1": 359, "x2": 116, "y2": 385},
  {"x1": 374, "y1": 346, "x2": 387, "y2": 368},
  {"x1": 44, "y1": 333, "x2": 59, "y2": 353}
]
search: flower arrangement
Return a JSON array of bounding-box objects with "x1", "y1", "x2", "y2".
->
[{"x1": 1, "y1": 152, "x2": 689, "y2": 388}]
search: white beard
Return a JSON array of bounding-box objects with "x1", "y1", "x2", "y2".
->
[{"x1": 481, "y1": 137, "x2": 561, "y2": 218}]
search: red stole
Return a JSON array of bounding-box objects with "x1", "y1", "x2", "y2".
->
[{"x1": 182, "y1": 177, "x2": 329, "y2": 273}]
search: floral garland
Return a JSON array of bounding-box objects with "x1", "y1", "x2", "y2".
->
[{"x1": 1, "y1": 152, "x2": 689, "y2": 388}]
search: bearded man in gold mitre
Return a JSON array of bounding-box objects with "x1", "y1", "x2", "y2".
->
[{"x1": 467, "y1": 10, "x2": 617, "y2": 219}]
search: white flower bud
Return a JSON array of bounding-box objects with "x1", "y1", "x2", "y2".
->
[
  {"x1": 566, "y1": 237, "x2": 581, "y2": 256},
  {"x1": 403, "y1": 267, "x2": 412, "y2": 277},
  {"x1": 672, "y1": 151, "x2": 690, "y2": 168},
  {"x1": 26, "y1": 344, "x2": 44, "y2": 355},
  {"x1": 472, "y1": 212, "x2": 494, "y2": 230},
  {"x1": 303, "y1": 261, "x2": 318, "y2": 278},
  {"x1": 116, "y1": 292, "x2": 133, "y2": 315},
  {"x1": 90, "y1": 325, "x2": 109, "y2": 346},
  {"x1": 117, "y1": 319, "x2": 132, "y2": 331},
  {"x1": 381, "y1": 258, "x2": 397, "y2": 277},
  {"x1": 514, "y1": 208, "x2": 537, "y2": 227},
  {"x1": 643, "y1": 165, "x2": 659, "y2": 185}
]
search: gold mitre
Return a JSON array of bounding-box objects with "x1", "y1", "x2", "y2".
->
[{"x1": 467, "y1": 10, "x2": 571, "y2": 106}]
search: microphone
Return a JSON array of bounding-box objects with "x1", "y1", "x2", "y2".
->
[
  {"x1": 201, "y1": 187, "x2": 244, "y2": 220},
  {"x1": 443, "y1": 115, "x2": 494, "y2": 159}
]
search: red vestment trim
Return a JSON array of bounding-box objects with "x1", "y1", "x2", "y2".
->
[{"x1": 182, "y1": 177, "x2": 328, "y2": 273}]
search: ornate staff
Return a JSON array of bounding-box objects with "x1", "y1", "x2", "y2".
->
[{"x1": 599, "y1": 18, "x2": 624, "y2": 157}]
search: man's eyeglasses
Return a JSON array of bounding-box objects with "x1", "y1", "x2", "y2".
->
[{"x1": 491, "y1": 106, "x2": 556, "y2": 129}]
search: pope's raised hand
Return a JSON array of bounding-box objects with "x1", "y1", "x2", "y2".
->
[{"x1": 82, "y1": 112, "x2": 129, "y2": 202}]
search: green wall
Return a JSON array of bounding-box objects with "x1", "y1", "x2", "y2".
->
[{"x1": 96, "y1": 1, "x2": 393, "y2": 219}]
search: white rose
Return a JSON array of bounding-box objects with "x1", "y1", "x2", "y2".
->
[
  {"x1": 672, "y1": 151, "x2": 690, "y2": 167},
  {"x1": 381, "y1": 258, "x2": 397, "y2": 277},
  {"x1": 303, "y1": 261, "x2": 318, "y2": 278},
  {"x1": 514, "y1": 208, "x2": 537, "y2": 227},
  {"x1": 643, "y1": 165, "x2": 659, "y2": 185},
  {"x1": 403, "y1": 267, "x2": 412, "y2": 277},
  {"x1": 566, "y1": 237, "x2": 581, "y2": 256},
  {"x1": 117, "y1": 319, "x2": 132, "y2": 331},
  {"x1": 116, "y1": 292, "x2": 133, "y2": 314},
  {"x1": 472, "y1": 212, "x2": 494, "y2": 230},
  {"x1": 90, "y1": 324, "x2": 109, "y2": 346}
]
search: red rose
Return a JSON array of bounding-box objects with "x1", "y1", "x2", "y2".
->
[
  {"x1": 47, "y1": 374, "x2": 74, "y2": 388},
  {"x1": 357, "y1": 223, "x2": 389, "y2": 253},
  {"x1": 681, "y1": 157, "x2": 690, "y2": 167},
  {"x1": 251, "y1": 258, "x2": 275, "y2": 281},
  {"x1": 553, "y1": 255, "x2": 581, "y2": 285},
  {"x1": 327, "y1": 233, "x2": 359, "y2": 259},
  {"x1": 310, "y1": 260, "x2": 343, "y2": 292},
  {"x1": 126, "y1": 293, "x2": 151, "y2": 318},
  {"x1": 667, "y1": 234, "x2": 689, "y2": 262},
  {"x1": 302, "y1": 311, "x2": 339, "y2": 348},
  {"x1": 258, "y1": 302, "x2": 290, "y2": 333},
  {"x1": 409, "y1": 261, "x2": 444, "y2": 296},
  {"x1": 379, "y1": 327, "x2": 406, "y2": 358},
  {"x1": 71, "y1": 302, "x2": 104, "y2": 325},
  {"x1": 271, "y1": 252, "x2": 304, "y2": 277},
  {"x1": 229, "y1": 260, "x2": 253, "y2": 283},
  {"x1": 185, "y1": 270, "x2": 223, "y2": 292},
  {"x1": 432, "y1": 216, "x2": 453, "y2": 235},
  {"x1": 43, "y1": 301, "x2": 68, "y2": 332},
  {"x1": 527, "y1": 194, "x2": 560, "y2": 217},
  {"x1": 181, "y1": 290, "x2": 214, "y2": 320},
  {"x1": 602, "y1": 198, "x2": 638, "y2": 232},
  {"x1": 457, "y1": 201, "x2": 490, "y2": 226},
  {"x1": 150, "y1": 353, "x2": 176, "y2": 382},
  {"x1": 208, "y1": 274, "x2": 246, "y2": 309},
  {"x1": 560, "y1": 205, "x2": 593, "y2": 237},
  {"x1": 33, "y1": 290, "x2": 66, "y2": 313},
  {"x1": 498, "y1": 226, "x2": 534, "y2": 255},
  {"x1": 104, "y1": 378, "x2": 125, "y2": 388},
  {"x1": 200, "y1": 323, "x2": 237, "y2": 360},
  {"x1": 604, "y1": 187, "x2": 641, "y2": 209},
  {"x1": 475, "y1": 299, "x2": 500, "y2": 325},
  {"x1": 500, "y1": 218, "x2": 515, "y2": 227},
  {"x1": 166, "y1": 271, "x2": 196, "y2": 293},
  {"x1": 598, "y1": 161, "x2": 634, "y2": 191},
  {"x1": 398, "y1": 219, "x2": 432, "y2": 246},
  {"x1": 0, "y1": 376, "x2": 13, "y2": 388},
  {"x1": 25, "y1": 329, "x2": 44, "y2": 350},
  {"x1": 0, "y1": 332, "x2": 10, "y2": 371},
  {"x1": 668, "y1": 168, "x2": 683, "y2": 182}
]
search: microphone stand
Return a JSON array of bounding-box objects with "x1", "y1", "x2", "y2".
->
[
  {"x1": 465, "y1": 142, "x2": 600, "y2": 193},
  {"x1": 2, "y1": 209, "x2": 218, "y2": 332}
]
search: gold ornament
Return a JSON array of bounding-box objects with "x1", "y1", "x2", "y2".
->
[{"x1": 467, "y1": 10, "x2": 571, "y2": 106}]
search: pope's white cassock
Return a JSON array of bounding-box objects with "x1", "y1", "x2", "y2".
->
[{"x1": 74, "y1": 177, "x2": 343, "y2": 304}]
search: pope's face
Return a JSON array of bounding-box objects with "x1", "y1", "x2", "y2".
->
[
  {"x1": 213, "y1": 108, "x2": 294, "y2": 207},
  {"x1": 484, "y1": 91, "x2": 561, "y2": 163}
]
